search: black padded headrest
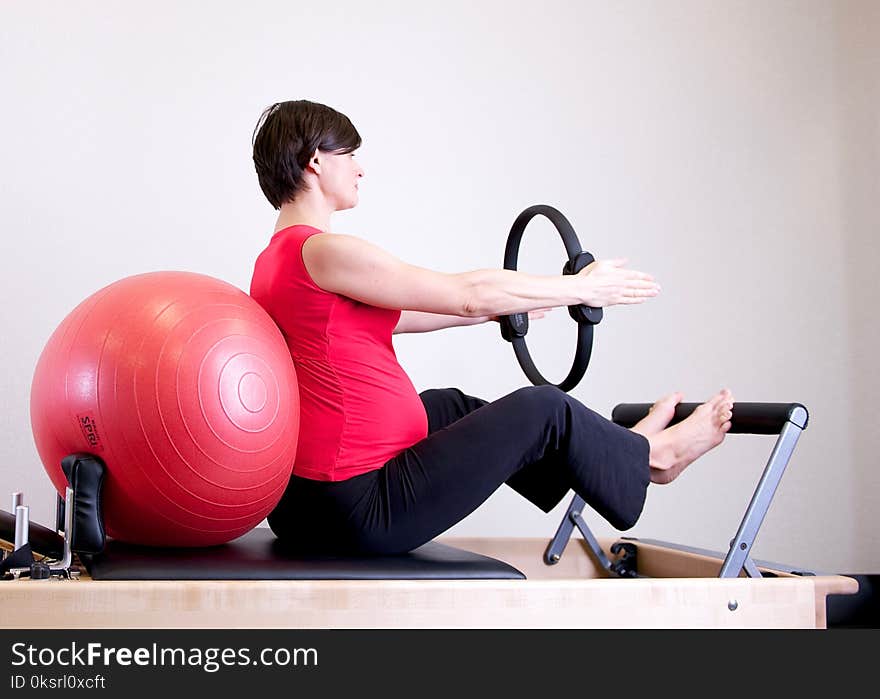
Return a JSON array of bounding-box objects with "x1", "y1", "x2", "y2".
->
[{"x1": 81, "y1": 528, "x2": 526, "y2": 581}]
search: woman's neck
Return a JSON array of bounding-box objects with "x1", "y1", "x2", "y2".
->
[{"x1": 274, "y1": 198, "x2": 332, "y2": 233}]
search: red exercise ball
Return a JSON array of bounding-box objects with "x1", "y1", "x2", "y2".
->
[{"x1": 30, "y1": 271, "x2": 299, "y2": 547}]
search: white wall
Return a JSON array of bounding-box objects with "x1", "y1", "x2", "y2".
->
[
  {"x1": 1, "y1": 0, "x2": 876, "y2": 573},
  {"x1": 837, "y1": 0, "x2": 880, "y2": 572}
]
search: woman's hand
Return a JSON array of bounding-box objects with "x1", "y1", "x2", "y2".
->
[
  {"x1": 576, "y1": 258, "x2": 660, "y2": 308},
  {"x1": 488, "y1": 308, "x2": 554, "y2": 323}
]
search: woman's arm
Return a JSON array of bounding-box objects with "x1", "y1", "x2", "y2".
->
[
  {"x1": 301, "y1": 233, "x2": 658, "y2": 317},
  {"x1": 393, "y1": 311, "x2": 489, "y2": 334},
  {"x1": 393, "y1": 308, "x2": 554, "y2": 334}
]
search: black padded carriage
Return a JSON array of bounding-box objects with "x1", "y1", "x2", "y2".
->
[{"x1": 80, "y1": 528, "x2": 525, "y2": 581}]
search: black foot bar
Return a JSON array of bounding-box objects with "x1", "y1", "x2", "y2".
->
[{"x1": 545, "y1": 402, "x2": 809, "y2": 579}]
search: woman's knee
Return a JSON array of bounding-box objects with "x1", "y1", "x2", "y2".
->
[{"x1": 509, "y1": 384, "x2": 570, "y2": 412}]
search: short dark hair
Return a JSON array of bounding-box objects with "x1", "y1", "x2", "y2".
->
[{"x1": 252, "y1": 100, "x2": 362, "y2": 209}]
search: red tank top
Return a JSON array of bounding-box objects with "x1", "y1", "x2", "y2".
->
[{"x1": 249, "y1": 225, "x2": 428, "y2": 481}]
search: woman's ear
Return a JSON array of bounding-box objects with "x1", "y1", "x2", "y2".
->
[{"x1": 307, "y1": 149, "x2": 321, "y2": 174}]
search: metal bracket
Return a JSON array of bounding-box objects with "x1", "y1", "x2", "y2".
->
[
  {"x1": 545, "y1": 495, "x2": 639, "y2": 577},
  {"x1": 2, "y1": 486, "x2": 79, "y2": 582}
]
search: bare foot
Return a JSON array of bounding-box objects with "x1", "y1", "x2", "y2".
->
[
  {"x1": 630, "y1": 392, "x2": 684, "y2": 437},
  {"x1": 646, "y1": 388, "x2": 734, "y2": 484}
]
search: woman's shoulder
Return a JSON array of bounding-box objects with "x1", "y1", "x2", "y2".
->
[{"x1": 272, "y1": 223, "x2": 325, "y2": 239}]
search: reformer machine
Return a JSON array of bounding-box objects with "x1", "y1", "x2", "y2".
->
[{"x1": 0, "y1": 205, "x2": 864, "y2": 628}]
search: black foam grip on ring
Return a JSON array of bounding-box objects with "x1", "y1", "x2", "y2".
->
[
  {"x1": 60, "y1": 453, "x2": 107, "y2": 555},
  {"x1": 563, "y1": 251, "x2": 603, "y2": 325},
  {"x1": 610, "y1": 402, "x2": 809, "y2": 435},
  {"x1": 500, "y1": 312, "x2": 529, "y2": 342}
]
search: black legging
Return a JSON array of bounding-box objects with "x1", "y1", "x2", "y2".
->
[{"x1": 268, "y1": 385, "x2": 650, "y2": 555}]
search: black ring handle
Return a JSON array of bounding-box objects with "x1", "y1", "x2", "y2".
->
[{"x1": 499, "y1": 205, "x2": 602, "y2": 392}]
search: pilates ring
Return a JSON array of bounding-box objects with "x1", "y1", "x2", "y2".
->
[{"x1": 499, "y1": 205, "x2": 602, "y2": 392}]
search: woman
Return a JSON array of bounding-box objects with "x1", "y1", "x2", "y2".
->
[{"x1": 249, "y1": 100, "x2": 734, "y2": 555}]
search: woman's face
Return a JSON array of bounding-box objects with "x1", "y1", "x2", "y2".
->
[{"x1": 319, "y1": 149, "x2": 364, "y2": 211}]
